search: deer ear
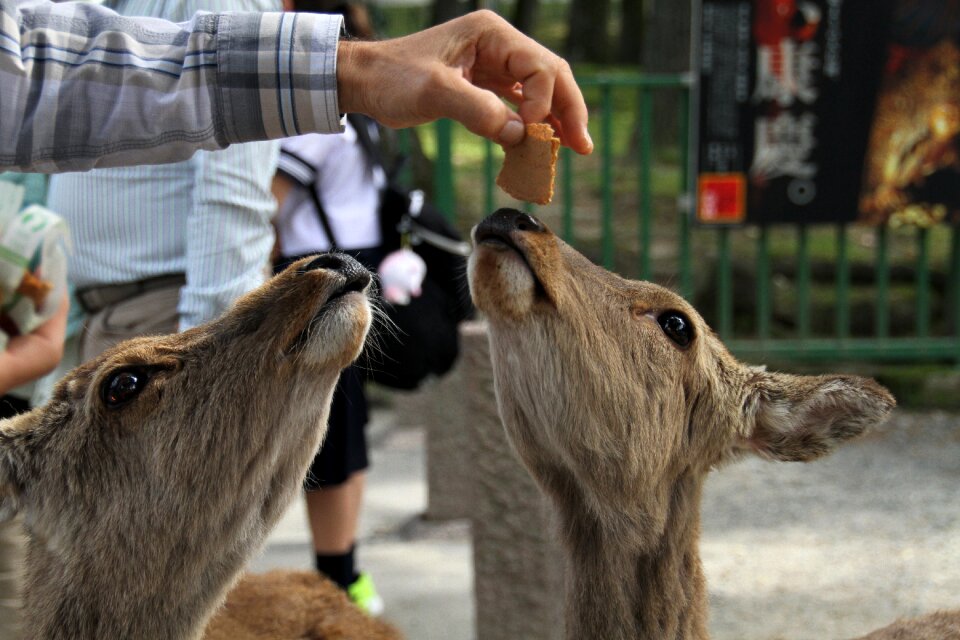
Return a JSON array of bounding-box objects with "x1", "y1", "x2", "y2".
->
[{"x1": 741, "y1": 372, "x2": 896, "y2": 462}]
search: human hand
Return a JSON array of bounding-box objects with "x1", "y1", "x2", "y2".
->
[
  {"x1": 0, "y1": 294, "x2": 68, "y2": 396},
  {"x1": 337, "y1": 10, "x2": 593, "y2": 154}
]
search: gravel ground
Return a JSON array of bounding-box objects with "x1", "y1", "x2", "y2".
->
[{"x1": 701, "y1": 410, "x2": 960, "y2": 640}]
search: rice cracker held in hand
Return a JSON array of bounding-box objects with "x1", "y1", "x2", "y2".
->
[{"x1": 496, "y1": 123, "x2": 561, "y2": 205}]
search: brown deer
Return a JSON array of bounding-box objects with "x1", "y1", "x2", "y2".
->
[
  {"x1": 0, "y1": 254, "x2": 399, "y2": 640},
  {"x1": 467, "y1": 208, "x2": 960, "y2": 640}
]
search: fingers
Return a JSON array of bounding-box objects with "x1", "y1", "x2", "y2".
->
[
  {"x1": 431, "y1": 73, "x2": 526, "y2": 146},
  {"x1": 513, "y1": 56, "x2": 557, "y2": 126},
  {"x1": 350, "y1": 11, "x2": 593, "y2": 153},
  {"x1": 516, "y1": 60, "x2": 591, "y2": 154},
  {"x1": 475, "y1": 15, "x2": 593, "y2": 154},
  {"x1": 549, "y1": 64, "x2": 593, "y2": 154}
]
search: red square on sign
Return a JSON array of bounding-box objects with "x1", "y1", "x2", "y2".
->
[{"x1": 698, "y1": 173, "x2": 746, "y2": 224}]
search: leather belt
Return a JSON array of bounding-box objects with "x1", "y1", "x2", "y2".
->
[{"x1": 76, "y1": 273, "x2": 186, "y2": 314}]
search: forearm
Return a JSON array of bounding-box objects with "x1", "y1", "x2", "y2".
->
[
  {"x1": 0, "y1": 295, "x2": 68, "y2": 396},
  {"x1": 0, "y1": 1, "x2": 343, "y2": 173}
]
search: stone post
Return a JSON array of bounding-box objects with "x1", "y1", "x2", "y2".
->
[
  {"x1": 390, "y1": 335, "x2": 475, "y2": 522},
  {"x1": 460, "y1": 321, "x2": 566, "y2": 640}
]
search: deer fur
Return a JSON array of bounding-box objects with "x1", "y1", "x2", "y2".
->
[
  {"x1": 0, "y1": 254, "x2": 399, "y2": 640},
  {"x1": 205, "y1": 570, "x2": 400, "y2": 640},
  {"x1": 467, "y1": 208, "x2": 959, "y2": 640}
]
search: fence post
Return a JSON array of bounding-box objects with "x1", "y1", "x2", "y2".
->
[
  {"x1": 601, "y1": 84, "x2": 615, "y2": 270},
  {"x1": 434, "y1": 119, "x2": 456, "y2": 221},
  {"x1": 952, "y1": 227, "x2": 960, "y2": 367}
]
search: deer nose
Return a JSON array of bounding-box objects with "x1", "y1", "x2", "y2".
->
[
  {"x1": 303, "y1": 253, "x2": 347, "y2": 272},
  {"x1": 477, "y1": 208, "x2": 547, "y2": 238},
  {"x1": 301, "y1": 253, "x2": 372, "y2": 289}
]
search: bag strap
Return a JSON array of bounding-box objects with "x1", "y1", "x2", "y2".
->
[
  {"x1": 307, "y1": 181, "x2": 339, "y2": 252},
  {"x1": 277, "y1": 147, "x2": 340, "y2": 251},
  {"x1": 347, "y1": 113, "x2": 404, "y2": 183},
  {"x1": 346, "y1": 115, "x2": 471, "y2": 257}
]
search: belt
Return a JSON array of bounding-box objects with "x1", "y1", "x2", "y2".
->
[{"x1": 76, "y1": 274, "x2": 186, "y2": 315}]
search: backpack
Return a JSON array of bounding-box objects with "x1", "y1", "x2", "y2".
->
[{"x1": 315, "y1": 115, "x2": 473, "y2": 390}]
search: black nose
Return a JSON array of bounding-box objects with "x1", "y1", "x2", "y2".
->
[
  {"x1": 302, "y1": 253, "x2": 371, "y2": 290},
  {"x1": 475, "y1": 208, "x2": 546, "y2": 239},
  {"x1": 303, "y1": 253, "x2": 348, "y2": 272}
]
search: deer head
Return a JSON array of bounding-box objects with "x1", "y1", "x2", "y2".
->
[
  {"x1": 0, "y1": 253, "x2": 373, "y2": 639},
  {"x1": 468, "y1": 208, "x2": 895, "y2": 551}
]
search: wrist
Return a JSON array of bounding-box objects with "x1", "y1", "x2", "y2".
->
[{"x1": 337, "y1": 39, "x2": 372, "y2": 116}]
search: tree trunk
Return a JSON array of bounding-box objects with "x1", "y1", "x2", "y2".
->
[
  {"x1": 617, "y1": 0, "x2": 644, "y2": 64},
  {"x1": 565, "y1": 0, "x2": 611, "y2": 64},
  {"x1": 512, "y1": 0, "x2": 539, "y2": 35},
  {"x1": 641, "y1": 0, "x2": 692, "y2": 144},
  {"x1": 641, "y1": 0, "x2": 692, "y2": 72},
  {"x1": 431, "y1": 0, "x2": 475, "y2": 26}
]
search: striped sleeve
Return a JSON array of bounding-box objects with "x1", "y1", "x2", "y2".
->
[{"x1": 0, "y1": 1, "x2": 344, "y2": 173}]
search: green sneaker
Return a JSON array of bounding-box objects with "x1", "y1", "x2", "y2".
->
[{"x1": 348, "y1": 572, "x2": 385, "y2": 616}]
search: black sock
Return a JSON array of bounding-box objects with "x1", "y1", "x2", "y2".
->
[{"x1": 315, "y1": 545, "x2": 357, "y2": 590}]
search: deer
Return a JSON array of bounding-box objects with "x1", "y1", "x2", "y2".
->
[
  {"x1": 0, "y1": 253, "x2": 400, "y2": 640},
  {"x1": 467, "y1": 207, "x2": 960, "y2": 640}
]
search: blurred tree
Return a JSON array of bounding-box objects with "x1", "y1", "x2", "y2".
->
[
  {"x1": 617, "y1": 0, "x2": 644, "y2": 63},
  {"x1": 642, "y1": 0, "x2": 690, "y2": 71},
  {"x1": 431, "y1": 0, "x2": 476, "y2": 25},
  {"x1": 566, "y1": 0, "x2": 611, "y2": 63},
  {"x1": 642, "y1": 0, "x2": 691, "y2": 143},
  {"x1": 512, "y1": 0, "x2": 539, "y2": 35}
]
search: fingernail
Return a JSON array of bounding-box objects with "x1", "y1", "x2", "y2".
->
[
  {"x1": 583, "y1": 126, "x2": 594, "y2": 153},
  {"x1": 499, "y1": 119, "x2": 525, "y2": 146}
]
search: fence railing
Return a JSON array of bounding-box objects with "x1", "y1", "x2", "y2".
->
[{"x1": 416, "y1": 74, "x2": 960, "y2": 366}]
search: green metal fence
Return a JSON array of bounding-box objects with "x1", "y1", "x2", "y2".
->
[{"x1": 418, "y1": 74, "x2": 960, "y2": 366}]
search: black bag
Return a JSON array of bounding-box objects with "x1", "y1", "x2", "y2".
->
[{"x1": 333, "y1": 116, "x2": 473, "y2": 390}]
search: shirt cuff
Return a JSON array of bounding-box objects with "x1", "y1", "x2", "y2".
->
[{"x1": 216, "y1": 11, "x2": 346, "y2": 145}]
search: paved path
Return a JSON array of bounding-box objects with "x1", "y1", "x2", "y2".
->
[
  {"x1": 702, "y1": 410, "x2": 960, "y2": 639},
  {"x1": 250, "y1": 409, "x2": 475, "y2": 640}
]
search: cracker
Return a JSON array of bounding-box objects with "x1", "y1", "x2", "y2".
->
[{"x1": 496, "y1": 123, "x2": 561, "y2": 205}]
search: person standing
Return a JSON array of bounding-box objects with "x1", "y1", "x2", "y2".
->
[
  {"x1": 0, "y1": 297, "x2": 66, "y2": 640},
  {"x1": 0, "y1": 172, "x2": 68, "y2": 640},
  {"x1": 46, "y1": 0, "x2": 280, "y2": 362}
]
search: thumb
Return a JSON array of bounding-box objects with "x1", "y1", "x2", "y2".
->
[{"x1": 433, "y1": 75, "x2": 525, "y2": 146}]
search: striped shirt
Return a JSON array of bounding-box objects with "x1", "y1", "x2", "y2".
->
[
  {"x1": 0, "y1": 0, "x2": 344, "y2": 173},
  {"x1": 47, "y1": 0, "x2": 282, "y2": 330}
]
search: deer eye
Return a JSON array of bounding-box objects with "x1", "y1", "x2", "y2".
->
[
  {"x1": 102, "y1": 369, "x2": 151, "y2": 408},
  {"x1": 657, "y1": 311, "x2": 694, "y2": 348}
]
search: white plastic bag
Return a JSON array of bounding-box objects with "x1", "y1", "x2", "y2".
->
[{"x1": 0, "y1": 183, "x2": 70, "y2": 351}]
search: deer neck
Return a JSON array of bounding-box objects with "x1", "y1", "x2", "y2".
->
[
  {"x1": 21, "y1": 538, "x2": 218, "y2": 640},
  {"x1": 561, "y1": 471, "x2": 709, "y2": 640}
]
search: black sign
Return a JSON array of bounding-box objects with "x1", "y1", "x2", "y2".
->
[{"x1": 695, "y1": 0, "x2": 960, "y2": 227}]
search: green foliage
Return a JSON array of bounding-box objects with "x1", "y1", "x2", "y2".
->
[{"x1": 371, "y1": 4, "x2": 960, "y2": 365}]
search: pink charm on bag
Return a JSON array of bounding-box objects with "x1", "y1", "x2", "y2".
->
[{"x1": 377, "y1": 248, "x2": 427, "y2": 305}]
